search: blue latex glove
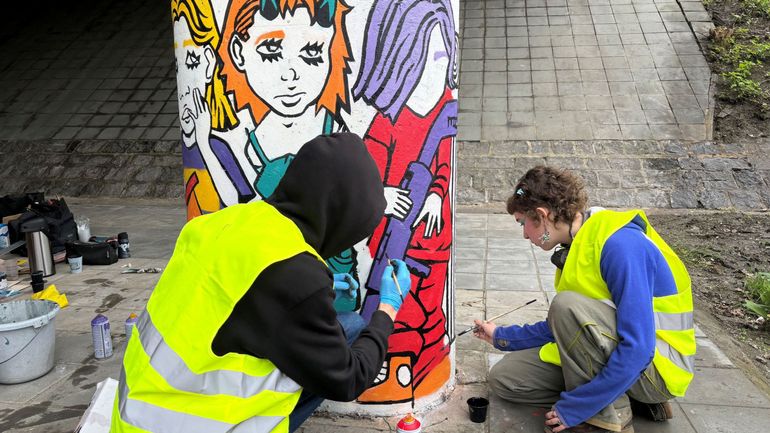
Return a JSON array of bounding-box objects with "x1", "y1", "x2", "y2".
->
[
  {"x1": 333, "y1": 273, "x2": 359, "y2": 302},
  {"x1": 379, "y1": 259, "x2": 411, "y2": 311}
]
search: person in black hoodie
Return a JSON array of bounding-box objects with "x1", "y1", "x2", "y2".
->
[
  {"x1": 211, "y1": 132, "x2": 410, "y2": 430},
  {"x1": 111, "y1": 133, "x2": 410, "y2": 433}
]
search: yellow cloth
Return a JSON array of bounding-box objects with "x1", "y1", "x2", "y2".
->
[{"x1": 31, "y1": 284, "x2": 69, "y2": 308}]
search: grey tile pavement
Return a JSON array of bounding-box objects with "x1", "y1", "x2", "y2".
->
[
  {"x1": 2, "y1": 202, "x2": 769, "y2": 432},
  {"x1": 458, "y1": 0, "x2": 714, "y2": 142},
  {"x1": 0, "y1": 0, "x2": 716, "y2": 144}
]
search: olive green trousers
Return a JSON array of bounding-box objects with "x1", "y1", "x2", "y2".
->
[{"x1": 488, "y1": 292, "x2": 674, "y2": 432}]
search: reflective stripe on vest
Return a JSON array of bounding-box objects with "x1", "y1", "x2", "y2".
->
[
  {"x1": 135, "y1": 310, "x2": 301, "y2": 398},
  {"x1": 538, "y1": 209, "x2": 695, "y2": 396},
  {"x1": 112, "y1": 201, "x2": 321, "y2": 433},
  {"x1": 117, "y1": 369, "x2": 286, "y2": 433},
  {"x1": 656, "y1": 339, "x2": 695, "y2": 373},
  {"x1": 655, "y1": 311, "x2": 693, "y2": 332}
]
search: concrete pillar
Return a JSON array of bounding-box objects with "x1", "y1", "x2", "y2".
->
[{"x1": 173, "y1": 0, "x2": 459, "y2": 414}]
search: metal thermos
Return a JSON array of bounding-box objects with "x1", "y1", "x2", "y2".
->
[{"x1": 20, "y1": 217, "x2": 56, "y2": 277}]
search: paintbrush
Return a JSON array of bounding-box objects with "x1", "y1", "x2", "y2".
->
[
  {"x1": 457, "y1": 298, "x2": 537, "y2": 337},
  {"x1": 386, "y1": 258, "x2": 403, "y2": 297}
]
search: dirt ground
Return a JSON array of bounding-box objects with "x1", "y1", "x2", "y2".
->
[
  {"x1": 703, "y1": 0, "x2": 770, "y2": 142},
  {"x1": 649, "y1": 211, "x2": 770, "y2": 395}
]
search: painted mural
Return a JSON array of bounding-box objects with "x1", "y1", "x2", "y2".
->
[{"x1": 174, "y1": 0, "x2": 458, "y2": 406}]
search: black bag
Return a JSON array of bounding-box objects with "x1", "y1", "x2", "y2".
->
[
  {"x1": 66, "y1": 241, "x2": 119, "y2": 265},
  {"x1": 9, "y1": 197, "x2": 78, "y2": 255},
  {"x1": 0, "y1": 192, "x2": 44, "y2": 221}
]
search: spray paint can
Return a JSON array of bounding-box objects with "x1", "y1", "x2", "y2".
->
[
  {"x1": 396, "y1": 413, "x2": 422, "y2": 433},
  {"x1": 125, "y1": 313, "x2": 138, "y2": 339},
  {"x1": 91, "y1": 314, "x2": 113, "y2": 359}
]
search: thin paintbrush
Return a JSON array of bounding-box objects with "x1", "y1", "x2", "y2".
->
[
  {"x1": 457, "y1": 298, "x2": 537, "y2": 337},
  {"x1": 387, "y1": 258, "x2": 403, "y2": 297}
]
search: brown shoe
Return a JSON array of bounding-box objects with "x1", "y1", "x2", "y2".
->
[
  {"x1": 629, "y1": 399, "x2": 673, "y2": 422},
  {"x1": 544, "y1": 420, "x2": 634, "y2": 433}
]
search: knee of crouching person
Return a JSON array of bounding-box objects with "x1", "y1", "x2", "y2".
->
[
  {"x1": 487, "y1": 361, "x2": 508, "y2": 398},
  {"x1": 547, "y1": 291, "x2": 588, "y2": 323}
]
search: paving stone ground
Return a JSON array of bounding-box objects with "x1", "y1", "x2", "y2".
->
[
  {"x1": 457, "y1": 0, "x2": 715, "y2": 141},
  {"x1": 1, "y1": 200, "x2": 769, "y2": 432}
]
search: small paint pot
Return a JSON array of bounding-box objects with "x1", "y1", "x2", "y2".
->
[{"x1": 467, "y1": 397, "x2": 489, "y2": 423}]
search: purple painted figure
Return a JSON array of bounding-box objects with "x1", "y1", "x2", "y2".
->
[{"x1": 352, "y1": 0, "x2": 458, "y2": 403}]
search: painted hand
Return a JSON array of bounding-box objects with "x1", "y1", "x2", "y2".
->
[
  {"x1": 545, "y1": 408, "x2": 567, "y2": 433},
  {"x1": 413, "y1": 192, "x2": 443, "y2": 237},
  {"x1": 379, "y1": 259, "x2": 411, "y2": 311},
  {"x1": 191, "y1": 88, "x2": 211, "y2": 147},
  {"x1": 472, "y1": 319, "x2": 496, "y2": 345},
  {"x1": 384, "y1": 187, "x2": 413, "y2": 220},
  {"x1": 333, "y1": 273, "x2": 358, "y2": 302}
]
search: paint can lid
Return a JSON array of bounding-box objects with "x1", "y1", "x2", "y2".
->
[
  {"x1": 91, "y1": 314, "x2": 108, "y2": 324},
  {"x1": 396, "y1": 413, "x2": 421, "y2": 432}
]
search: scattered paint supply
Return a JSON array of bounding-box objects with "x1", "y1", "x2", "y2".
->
[
  {"x1": 0, "y1": 300, "x2": 60, "y2": 384},
  {"x1": 125, "y1": 313, "x2": 138, "y2": 339},
  {"x1": 91, "y1": 314, "x2": 113, "y2": 359},
  {"x1": 0, "y1": 288, "x2": 20, "y2": 298},
  {"x1": 31, "y1": 284, "x2": 69, "y2": 308},
  {"x1": 457, "y1": 298, "x2": 537, "y2": 337},
  {"x1": 396, "y1": 413, "x2": 422, "y2": 433},
  {"x1": 120, "y1": 264, "x2": 162, "y2": 274}
]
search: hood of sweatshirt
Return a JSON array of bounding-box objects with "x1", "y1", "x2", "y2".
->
[{"x1": 265, "y1": 132, "x2": 386, "y2": 259}]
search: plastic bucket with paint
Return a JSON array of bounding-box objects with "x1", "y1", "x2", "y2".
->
[{"x1": 0, "y1": 300, "x2": 60, "y2": 384}]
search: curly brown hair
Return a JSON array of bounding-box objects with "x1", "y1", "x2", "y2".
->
[{"x1": 506, "y1": 166, "x2": 588, "y2": 225}]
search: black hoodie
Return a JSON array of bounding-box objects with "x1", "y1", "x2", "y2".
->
[{"x1": 212, "y1": 133, "x2": 391, "y2": 402}]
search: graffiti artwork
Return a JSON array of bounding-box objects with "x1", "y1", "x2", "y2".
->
[{"x1": 174, "y1": 0, "x2": 458, "y2": 406}]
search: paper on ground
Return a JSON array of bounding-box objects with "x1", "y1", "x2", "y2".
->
[{"x1": 75, "y1": 377, "x2": 118, "y2": 433}]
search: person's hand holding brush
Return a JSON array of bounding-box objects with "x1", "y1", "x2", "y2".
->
[
  {"x1": 473, "y1": 320, "x2": 497, "y2": 344},
  {"x1": 378, "y1": 259, "x2": 411, "y2": 321}
]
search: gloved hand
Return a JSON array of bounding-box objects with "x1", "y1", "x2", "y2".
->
[
  {"x1": 379, "y1": 259, "x2": 411, "y2": 311},
  {"x1": 333, "y1": 273, "x2": 359, "y2": 302}
]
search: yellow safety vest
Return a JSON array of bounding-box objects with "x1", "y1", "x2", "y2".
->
[
  {"x1": 538, "y1": 210, "x2": 695, "y2": 397},
  {"x1": 112, "y1": 201, "x2": 323, "y2": 433}
]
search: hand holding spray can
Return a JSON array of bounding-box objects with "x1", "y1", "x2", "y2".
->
[{"x1": 91, "y1": 314, "x2": 113, "y2": 359}]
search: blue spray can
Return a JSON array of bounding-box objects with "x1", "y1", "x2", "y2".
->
[
  {"x1": 125, "y1": 313, "x2": 139, "y2": 340},
  {"x1": 91, "y1": 314, "x2": 113, "y2": 359}
]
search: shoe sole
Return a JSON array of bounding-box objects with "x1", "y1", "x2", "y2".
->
[{"x1": 543, "y1": 422, "x2": 635, "y2": 433}]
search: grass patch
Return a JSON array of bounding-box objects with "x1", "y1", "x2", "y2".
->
[
  {"x1": 710, "y1": 26, "x2": 770, "y2": 104},
  {"x1": 744, "y1": 272, "x2": 770, "y2": 317}
]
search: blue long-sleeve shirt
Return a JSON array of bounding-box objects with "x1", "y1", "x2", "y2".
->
[{"x1": 492, "y1": 216, "x2": 677, "y2": 427}]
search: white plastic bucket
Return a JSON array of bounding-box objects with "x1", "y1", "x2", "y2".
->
[{"x1": 0, "y1": 300, "x2": 60, "y2": 384}]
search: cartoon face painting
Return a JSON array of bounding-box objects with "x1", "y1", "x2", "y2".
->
[
  {"x1": 405, "y1": 25, "x2": 450, "y2": 115},
  {"x1": 174, "y1": 16, "x2": 216, "y2": 145},
  {"x1": 230, "y1": 6, "x2": 335, "y2": 118}
]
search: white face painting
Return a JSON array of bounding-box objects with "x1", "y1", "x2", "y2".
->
[
  {"x1": 405, "y1": 25, "x2": 449, "y2": 116},
  {"x1": 174, "y1": 16, "x2": 215, "y2": 145},
  {"x1": 231, "y1": 7, "x2": 334, "y2": 118}
]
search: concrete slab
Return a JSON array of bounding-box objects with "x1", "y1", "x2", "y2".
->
[
  {"x1": 679, "y1": 367, "x2": 770, "y2": 408},
  {"x1": 681, "y1": 404, "x2": 770, "y2": 432}
]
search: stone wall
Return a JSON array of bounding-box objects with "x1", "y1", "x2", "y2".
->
[
  {"x1": 0, "y1": 141, "x2": 182, "y2": 199},
  {"x1": 457, "y1": 140, "x2": 770, "y2": 210},
  {"x1": 2, "y1": 139, "x2": 769, "y2": 211}
]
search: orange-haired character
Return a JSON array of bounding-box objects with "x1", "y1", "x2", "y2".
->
[
  {"x1": 173, "y1": 0, "x2": 255, "y2": 220},
  {"x1": 219, "y1": 0, "x2": 352, "y2": 199},
  {"x1": 219, "y1": 0, "x2": 358, "y2": 280}
]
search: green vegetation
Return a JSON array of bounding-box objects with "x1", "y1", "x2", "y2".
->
[
  {"x1": 710, "y1": 26, "x2": 770, "y2": 103},
  {"x1": 742, "y1": 0, "x2": 770, "y2": 17},
  {"x1": 708, "y1": 0, "x2": 770, "y2": 115},
  {"x1": 744, "y1": 272, "x2": 770, "y2": 318}
]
